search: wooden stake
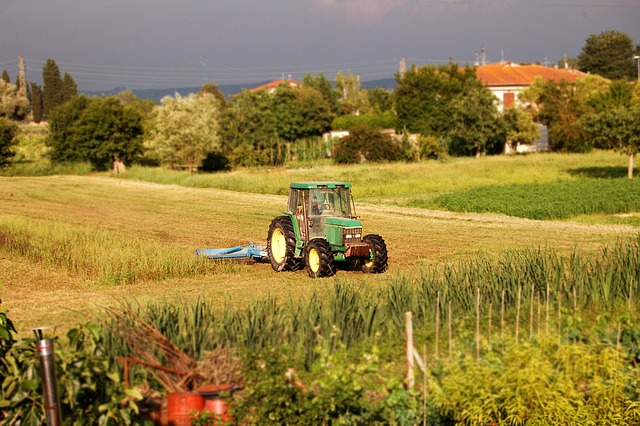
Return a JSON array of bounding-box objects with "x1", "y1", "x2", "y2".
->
[
  {"x1": 435, "y1": 291, "x2": 440, "y2": 360},
  {"x1": 501, "y1": 290, "x2": 505, "y2": 339},
  {"x1": 476, "y1": 287, "x2": 481, "y2": 361},
  {"x1": 516, "y1": 285, "x2": 522, "y2": 345},
  {"x1": 537, "y1": 295, "x2": 541, "y2": 335},
  {"x1": 405, "y1": 312, "x2": 414, "y2": 389},
  {"x1": 557, "y1": 293, "x2": 562, "y2": 346},
  {"x1": 529, "y1": 284, "x2": 535, "y2": 341},
  {"x1": 488, "y1": 302, "x2": 493, "y2": 347},
  {"x1": 423, "y1": 343, "x2": 427, "y2": 426},
  {"x1": 546, "y1": 281, "x2": 550, "y2": 334},
  {"x1": 448, "y1": 300, "x2": 453, "y2": 361},
  {"x1": 629, "y1": 277, "x2": 634, "y2": 311}
]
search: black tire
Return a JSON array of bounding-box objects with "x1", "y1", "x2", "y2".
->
[
  {"x1": 361, "y1": 234, "x2": 388, "y2": 274},
  {"x1": 267, "y1": 216, "x2": 302, "y2": 272},
  {"x1": 304, "y1": 239, "x2": 336, "y2": 278}
]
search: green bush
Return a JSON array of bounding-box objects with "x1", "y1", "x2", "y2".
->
[
  {"x1": 233, "y1": 345, "x2": 420, "y2": 425},
  {"x1": 333, "y1": 126, "x2": 400, "y2": 164},
  {"x1": 418, "y1": 135, "x2": 448, "y2": 160},
  {"x1": 198, "y1": 150, "x2": 231, "y2": 172}
]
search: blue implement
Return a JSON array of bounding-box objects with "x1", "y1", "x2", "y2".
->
[{"x1": 195, "y1": 242, "x2": 268, "y2": 261}]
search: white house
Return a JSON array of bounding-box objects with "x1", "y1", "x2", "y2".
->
[{"x1": 475, "y1": 62, "x2": 586, "y2": 112}]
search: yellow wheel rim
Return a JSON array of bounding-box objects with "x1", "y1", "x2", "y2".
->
[
  {"x1": 364, "y1": 249, "x2": 374, "y2": 269},
  {"x1": 308, "y1": 248, "x2": 320, "y2": 273},
  {"x1": 271, "y1": 228, "x2": 286, "y2": 264}
]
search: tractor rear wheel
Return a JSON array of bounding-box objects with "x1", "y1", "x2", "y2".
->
[
  {"x1": 304, "y1": 239, "x2": 336, "y2": 278},
  {"x1": 361, "y1": 234, "x2": 388, "y2": 274},
  {"x1": 267, "y1": 216, "x2": 302, "y2": 272}
]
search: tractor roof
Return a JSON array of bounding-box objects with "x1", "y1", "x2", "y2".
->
[{"x1": 290, "y1": 182, "x2": 351, "y2": 189}]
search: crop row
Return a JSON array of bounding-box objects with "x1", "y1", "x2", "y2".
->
[{"x1": 411, "y1": 178, "x2": 640, "y2": 220}]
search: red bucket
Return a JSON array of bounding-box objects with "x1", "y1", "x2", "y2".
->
[
  {"x1": 203, "y1": 396, "x2": 233, "y2": 424},
  {"x1": 167, "y1": 392, "x2": 204, "y2": 426}
]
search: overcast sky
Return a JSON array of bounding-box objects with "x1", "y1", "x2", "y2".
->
[{"x1": 1, "y1": 0, "x2": 639, "y2": 91}]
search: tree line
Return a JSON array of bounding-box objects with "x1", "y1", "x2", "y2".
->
[{"x1": 1, "y1": 30, "x2": 639, "y2": 175}]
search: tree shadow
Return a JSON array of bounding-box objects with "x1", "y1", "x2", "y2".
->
[{"x1": 567, "y1": 166, "x2": 633, "y2": 179}]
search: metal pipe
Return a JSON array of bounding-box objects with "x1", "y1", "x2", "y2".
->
[{"x1": 37, "y1": 339, "x2": 62, "y2": 426}]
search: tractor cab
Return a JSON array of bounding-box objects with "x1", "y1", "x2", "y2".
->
[
  {"x1": 288, "y1": 182, "x2": 357, "y2": 240},
  {"x1": 267, "y1": 182, "x2": 388, "y2": 278}
]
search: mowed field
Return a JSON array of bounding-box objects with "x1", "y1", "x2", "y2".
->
[{"x1": 1, "y1": 152, "x2": 638, "y2": 334}]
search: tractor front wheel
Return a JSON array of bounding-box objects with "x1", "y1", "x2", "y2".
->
[
  {"x1": 304, "y1": 239, "x2": 336, "y2": 278},
  {"x1": 267, "y1": 216, "x2": 302, "y2": 272},
  {"x1": 361, "y1": 234, "x2": 388, "y2": 274}
]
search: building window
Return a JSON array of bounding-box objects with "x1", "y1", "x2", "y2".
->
[{"x1": 504, "y1": 92, "x2": 515, "y2": 108}]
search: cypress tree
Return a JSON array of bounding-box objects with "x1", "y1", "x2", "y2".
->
[
  {"x1": 42, "y1": 58, "x2": 64, "y2": 116},
  {"x1": 30, "y1": 82, "x2": 43, "y2": 123},
  {"x1": 62, "y1": 72, "x2": 78, "y2": 103},
  {"x1": 1, "y1": 70, "x2": 10, "y2": 84}
]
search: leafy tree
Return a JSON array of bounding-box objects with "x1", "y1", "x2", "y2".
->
[
  {"x1": 218, "y1": 90, "x2": 276, "y2": 167},
  {"x1": 220, "y1": 84, "x2": 332, "y2": 166},
  {"x1": 1, "y1": 70, "x2": 9, "y2": 84},
  {"x1": 302, "y1": 73, "x2": 340, "y2": 115},
  {"x1": 42, "y1": 58, "x2": 64, "y2": 117},
  {"x1": 62, "y1": 72, "x2": 78, "y2": 103},
  {"x1": 114, "y1": 90, "x2": 155, "y2": 119},
  {"x1": 30, "y1": 83, "x2": 44, "y2": 123},
  {"x1": 0, "y1": 118, "x2": 18, "y2": 168},
  {"x1": 521, "y1": 78, "x2": 589, "y2": 152},
  {"x1": 394, "y1": 63, "x2": 480, "y2": 138},
  {"x1": 503, "y1": 107, "x2": 540, "y2": 151},
  {"x1": 146, "y1": 92, "x2": 222, "y2": 173},
  {"x1": 367, "y1": 88, "x2": 393, "y2": 113},
  {"x1": 199, "y1": 82, "x2": 228, "y2": 108},
  {"x1": 582, "y1": 82, "x2": 640, "y2": 178},
  {"x1": 448, "y1": 82, "x2": 505, "y2": 157},
  {"x1": 273, "y1": 85, "x2": 333, "y2": 141},
  {"x1": 47, "y1": 96, "x2": 144, "y2": 171},
  {"x1": 588, "y1": 79, "x2": 633, "y2": 113},
  {"x1": 0, "y1": 80, "x2": 29, "y2": 121},
  {"x1": 582, "y1": 106, "x2": 640, "y2": 178},
  {"x1": 577, "y1": 30, "x2": 639, "y2": 80},
  {"x1": 335, "y1": 71, "x2": 369, "y2": 115}
]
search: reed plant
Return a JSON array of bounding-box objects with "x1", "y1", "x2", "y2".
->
[
  {"x1": 0, "y1": 214, "x2": 212, "y2": 285},
  {"x1": 102, "y1": 236, "x2": 640, "y2": 368}
]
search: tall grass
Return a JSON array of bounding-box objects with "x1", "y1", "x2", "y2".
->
[
  {"x1": 103, "y1": 236, "x2": 640, "y2": 366},
  {"x1": 0, "y1": 214, "x2": 213, "y2": 285},
  {"x1": 116, "y1": 151, "x2": 630, "y2": 201}
]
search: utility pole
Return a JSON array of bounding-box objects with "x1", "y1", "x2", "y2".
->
[
  {"x1": 399, "y1": 57, "x2": 406, "y2": 77},
  {"x1": 18, "y1": 56, "x2": 27, "y2": 97}
]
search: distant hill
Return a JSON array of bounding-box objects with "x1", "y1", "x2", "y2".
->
[{"x1": 81, "y1": 77, "x2": 397, "y2": 103}]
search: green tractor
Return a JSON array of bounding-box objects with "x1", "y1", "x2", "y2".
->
[{"x1": 267, "y1": 182, "x2": 388, "y2": 278}]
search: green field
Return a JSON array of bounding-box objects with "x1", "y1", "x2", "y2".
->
[
  {"x1": 1, "y1": 150, "x2": 637, "y2": 330},
  {"x1": 3, "y1": 151, "x2": 640, "y2": 423}
]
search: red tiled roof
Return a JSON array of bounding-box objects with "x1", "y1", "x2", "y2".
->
[
  {"x1": 476, "y1": 62, "x2": 587, "y2": 87},
  {"x1": 250, "y1": 79, "x2": 299, "y2": 92}
]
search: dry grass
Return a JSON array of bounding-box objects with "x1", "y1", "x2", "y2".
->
[{"x1": 0, "y1": 175, "x2": 635, "y2": 336}]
